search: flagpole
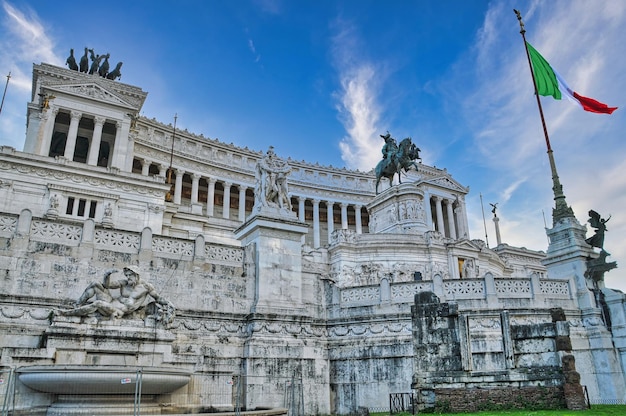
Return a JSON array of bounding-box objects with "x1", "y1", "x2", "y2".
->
[
  {"x1": 165, "y1": 113, "x2": 177, "y2": 202},
  {"x1": 0, "y1": 72, "x2": 11, "y2": 116},
  {"x1": 514, "y1": 9, "x2": 574, "y2": 225}
]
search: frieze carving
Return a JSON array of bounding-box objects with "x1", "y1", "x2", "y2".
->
[
  {"x1": 0, "y1": 214, "x2": 18, "y2": 236},
  {"x1": 494, "y1": 278, "x2": 531, "y2": 295},
  {"x1": 428, "y1": 176, "x2": 468, "y2": 193},
  {"x1": 538, "y1": 280, "x2": 570, "y2": 297},
  {"x1": 0, "y1": 306, "x2": 54, "y2": 321},
  {"x1": 53, "y1": 84, "x2": 133, "y2": 108},
  {"x1": 153, "y1": 236, "x2": 194, "y2": 257},
  {"x1": 205, "y1": 244, "x2": 244, "y2": 264},
  {"x1": 468, "y1": 316, "x2": 502, "y2": 330},
  {"x1": 0, "y1": 160, "x2": 165, "y2": 197},
  {"x1": 94, "y1": 229, "x2": 140, "y2": 252},
  {"x1": 30, "y1": 220, "x2": 82, "y2": 243},
  {"x1": 328, "y1": 321, "x2": 412, "y2": 338},
  {"x1": 330, "y1": 229, "x2": 357, "y2": 245},
  {"x1": 443, "y1": 279, "x2": 485, "y2": 297},
  {"x1": 341, "y1": 286, "x2": 380, "y2": 303},
  {"x1": 391, "y1": 282, "x2": 434, "y2": 300}
]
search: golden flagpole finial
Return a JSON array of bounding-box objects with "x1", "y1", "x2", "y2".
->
[{"x1": 514, "y1": 9, "x2": 525, "y2": 34}]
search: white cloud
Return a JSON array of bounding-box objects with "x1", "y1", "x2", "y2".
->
[
  {"x1": 0, "y1": 1, "x2": 62, "y2": 148},
  {"x1": 459, "y1": 0, "x2": 626, "y2": 291},
  {"x1": 330, "y1": 20, "x2": 383, "y2": 172}
]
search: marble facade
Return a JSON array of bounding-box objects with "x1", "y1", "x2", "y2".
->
[{"x1": 1, "y1": 62, "x2": 626, "y2": 414}]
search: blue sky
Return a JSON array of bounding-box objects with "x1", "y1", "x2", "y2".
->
[{"x1": 1, "y1": 0, "x2": 625, "y2": 291}]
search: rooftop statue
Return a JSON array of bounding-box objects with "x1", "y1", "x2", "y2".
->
[
  {"x1": 88, "y1": 49, "x2": 102, "y2": 75},
  {"x1": 255, "y1": 146, "x2": 292, "y2": 211},
  {"x1": 58, "y1": 266, "x2": 175, "y2": 325},
  {"x1": 79, "y1": 47, "x2": 89, "y2": 73},
  {"x1": 375, "y1": 132, "x2": 421, "y2": 194},
  {"x1": 65, "y1": 48, "x2": 78, "y2": 71},
  {"x1": 63, "y1": 46, "x2": 123, "y2": 81},
  {"x1": 106, "y1": 62, "x2": 123, "y2": 80},
  {"x1": 585, "y1": 209, "x2": 610, "y2": 251},
  {"x1": 98, "y1": 53, "x2": 110, "y2": 78}
]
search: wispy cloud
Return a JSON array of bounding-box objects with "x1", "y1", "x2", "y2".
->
[
  {"x1": 0, "y1": 1, "x2": 61, "y2": 148},
  {"x1": 247, "y1": 38, "x2": 261, "y2": 63},
  {"x1": 455, "y1": 0, "x2": 626, "y2": 290},
  {"x1": 330, "y1": 20, "x2": 383, "y2": 172}
]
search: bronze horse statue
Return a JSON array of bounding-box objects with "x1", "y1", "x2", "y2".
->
[{"x1": 375, "y1": 137, "x2": 421, "y2": 194}]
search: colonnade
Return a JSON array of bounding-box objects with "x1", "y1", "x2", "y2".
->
[
  {"x1": 429, "y1": 195, "x2": 467, "y2": 240},
  {"x1": 37, "y1": 107, "x2": 130, "y2": 170},
  {"x1": 134, "y1": 158, "x2": 368, "y2": 248}
]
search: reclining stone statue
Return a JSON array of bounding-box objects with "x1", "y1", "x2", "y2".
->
[{"x1": 58, "y1": 265, "x2": 175, "y2": 325}]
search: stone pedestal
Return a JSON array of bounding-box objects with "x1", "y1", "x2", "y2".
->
[
  {"x1": 543, "y1": 217, "x2": 596, "y2": 309},
  {"x1": 366, "y1": 183, "x2": 428, "y2": 234},
  {"x1": 235, "y1": 209, "x2": 308, "y2": 315}
]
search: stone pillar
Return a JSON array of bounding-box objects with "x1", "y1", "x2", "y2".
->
[
  {"x1": 238, "y1": 185, "x2": 247, "y2": 222},
  {"x1": 445, "y1": 199, "x2": 456, "y2": 239},
  {"x1": 157, "y1": 163, "x2": 166, "y2": 178},
  {"x1": 174, "y1": 169, "x2": 185, "y2": 205},
  {"x1": 87, "y1": 116, "x2": 105, "y2": 166},
  {"x1": 191, "y1": 173, "x2": 202, "y2": 215},
  {"x1": 355, "y1": 205, "x2": 363, "y2": 234},
  {"x1": 298, "y1": 197, "x2": 306, "y2": 244},
  {"x1": 298, "y1": 197, "x2": 305, "y2": 222},
  {"x1": 63, "y1": 110, "x2": 82, "y2": 160},
  {"x1": 207, "y1": 178, "x2": 216, "y2": 217},
  {"x1": 141, "y1": 159, "x2": 151, "y2": 176},
  {"x1": 222, "y1": 182, "x2": 232, "y2": 219},
  {"x1": 424, "y1": 191, "x2": 434, "y2": 230},
  {"x1": 326, "y1": 201, "x2": 334, "y2": 242},
  {"x1": 110, "y1": 119, "x2": 132, "y2": 171},
  {"x1": 434, "y1": 196, "x2": 445, "y2": 235},
  {"x1": 313, "y1": 199, "x2": 320, "y2": 248},
  {"x1": 341, "y1": 203, "x2": 348, "y2": 229},
  {"x1": 454, "y1": 202, "x2": 465, "y2": 239},
  {"x1": 37, "y1": 107, "x2": 59, "y2": 156},
  {"x1": 191, "y1": 173, "x2": 200, "y2": 205},
  {"x1": 493, "y1": 216, "x2": 502, "y2": 246}
]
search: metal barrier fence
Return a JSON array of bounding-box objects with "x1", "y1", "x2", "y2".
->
[
  {"x1": 389, "y1": 392, "x2": 415, "y2": 415},
  {"x1": 0, "y1": 368, "x2": 302, "y2": 416}
]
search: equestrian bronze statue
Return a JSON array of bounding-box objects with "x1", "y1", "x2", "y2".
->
[{"x1": 375, "y1": 132, "x2": 421, "y2": 194}]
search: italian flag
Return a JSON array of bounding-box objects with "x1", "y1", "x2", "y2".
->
[{"x1": 526, "y1": 42, "x2": 618, "y2": 114}]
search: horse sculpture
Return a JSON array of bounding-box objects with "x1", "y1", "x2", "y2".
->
[{"x1": 374, "y1": 137, "x2": 421, "y2": 194}]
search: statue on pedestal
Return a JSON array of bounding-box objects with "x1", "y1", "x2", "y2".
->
[
  {"x1": 585, "y1": 210, "x2": 610, "y2": 251},
  {"x1": 58, "y1": 266, "x2": 175, "y2": 325},
  {"x1": 375, "y1": 132, "x2": 421, "y2": 194},
  {"x1": 255, "y1": 146, "x2": 292, "y2": 211}
]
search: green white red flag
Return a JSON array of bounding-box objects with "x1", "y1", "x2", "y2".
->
[{"x1": 526, "y1": 42, "x2": 617, "y2": 114}]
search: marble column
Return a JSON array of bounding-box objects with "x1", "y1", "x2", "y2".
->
[
  {"x1": 238, "y1": 185, "x2": 247, "y2": 222},
  {"x1": 298, "y1": 197, "x2": 305, "y2": 222},
  {"x1": 174, "y1": 169, "x2": 185, "y2": 205},
  {"x1": 207, "y1": 178, "x2": 216, "y2": 217},
  {"x1": 313, "y1": 199, "x2": 320, "y2": 248},
  {"x1": 63, "y1": 110, "x2": 82, "y2": 160},
  {"x1": 223, "y1": 182, "x2": 232, "y2": 219},
  {"x1": 190, "y1": 173, "x2": 202, "y2": 214},
  {"x1": 445, "y1": 199, "x2": 457, "y2": 239},
  {"x1": 36, "y1": 107, "x2": 59, "y2": 156},
  {"x1": 341, "y1": 203, "x2": 348, "y2": 229},
  {"x1": 355, "y1": 205, "x2": 363, "y2": 234},
  {"x1": 191, "y1": 174, "x2": 200, "y2": 205},
  {"x1": 434, "y1": 196, "x2": 445, "y2": 235},
  {"x1": 87, "y1": 116, "x2": 105, "y2": 166},
  {"x1": 327, "y1": 201, "x2": 334, "y2": 241},
  {"x1": 424, "y1": 191, "x2": 434, "y2": 230},
  {"x1": 141, "y1": 159, "x2": 151, "y2": 176}
]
